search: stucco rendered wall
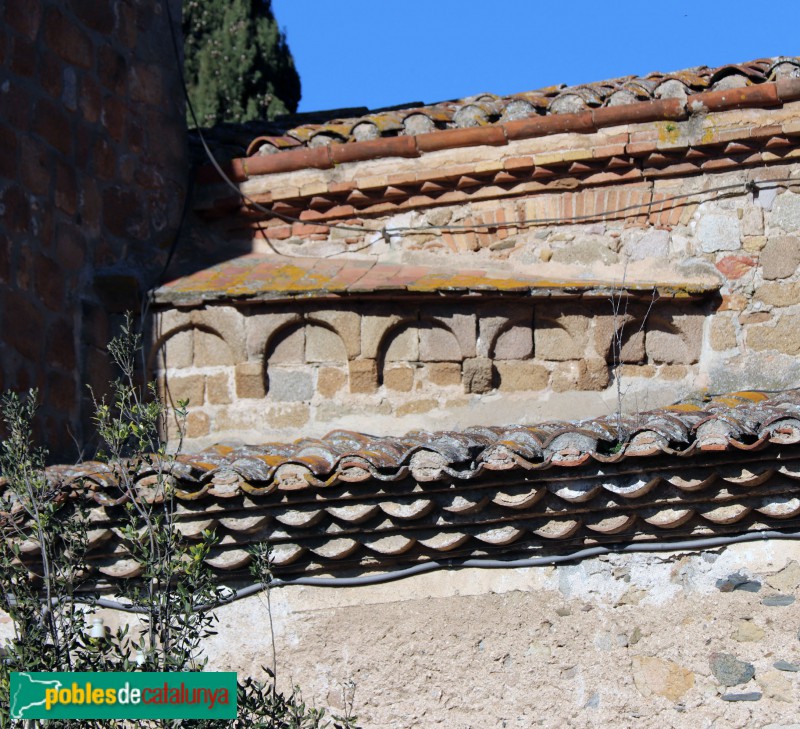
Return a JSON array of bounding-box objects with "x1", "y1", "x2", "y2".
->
[{"x1": 202, "y1": 540, "x2": 800, "y2": 728}]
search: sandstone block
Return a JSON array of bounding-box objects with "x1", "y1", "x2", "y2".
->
[
  {"x1": 742, "y1": 235, "x2": 767, "y2": 252},
  {"x1": 429, "y1": 311, "x2": 476, "y2": 357},
  {"x1": 165, "y1": 375, "x2": 204, "y2": 406},
  {"x1": 710, "y1": 317, "x2": 737, "y2": 351},
  {"x1": 619, "y1": 364, "x2": 657, "y2": 378},
  {"x1": 186, "y1": 411, "x2": 210, "y2": 438},
  {"x1": 746, "y1": 315, "x2": 800, "y2": 355},
  {"x1": 245, "y1": 312, "x2": 299, "y2": 358},
  {"x1": 419, "y1": 325, "x2": 461, "y2": 362},
  {"x1": 755, "y1": 282, "x2": 800, "y2": 307},
  {"x1": 696, "y1": 212, "x2": 740, "y2": 252},
  {"x1": 425, "y1": 363, "x2": 462, "y2": 387},
  {"x1": 190, "y1": 307, "x2": 245, "y2": 361},
  {"x1": 193, "y1": 329, "x2": 234, "y2": 367},
  {"x1": 384, "y1": 327, "x2": 419, "y2": 362},
  {"x1": 594, "y1": 314, "x2": 645, "y2": 363},
  {"x1": 645, "y1": 313, "x2": 703, "y2": 364},
  {"x1": 206, "y1": 373, "x2": 231, "y2": 404},
  {"x1": 495, "y1": 361, "x2": 549, "y2": 391},
  {"x1": 349, "y1": 360, "x2": 378, "y2": 393},
  {"x1": 305, "y1": 324, "x2": 348, "y2": 363},
  {"x1": 476, "y1": 304, "x2": 532, "y2": 357},
  {"x1": 623, "y1": 229, "x2": 669, "y2": 261},
  {"x1": 317, "y1": 367, "x2": 346, "y2": 397},
  {"x1": 534, "y1": 307, "x2": 591, "y2": 361},
  {"x1": 311, "y1": 310, "x2": 361, "y2": 358},
  {"x1": 761, "y1": 236, "x2": 800, "y2": 280},
  {"x1": 384, "y1": 365, "x2": 414, "y2": 391},
  {"x1": 361, "y1": 310, "x2": 404, "y2": 359},
  {"x1": 155, "y1": 329, "x2": 192, "y2": 370},
  {"x1": 268, "y1": 327, "x2": 305, "y2": 364},
  {"x1": 236, "y1": 362, "x2": 266, "y2": 399},
  {"x1": 463, "y1": 358, "x2": 493, "y2": 394},
  {"x1": 494, "y1": 325, "x2": 534, "y2": 360}
]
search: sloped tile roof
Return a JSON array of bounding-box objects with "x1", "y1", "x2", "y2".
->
[
  {"x1": 154, "y1": 254, "x2": 719, "y2": 304},
  {"x1": 6, "y1": 391, "x2": 800, "y2": 581},
  {"x1": 243, "y1": 57, "x2": 799, "y2": 154}
]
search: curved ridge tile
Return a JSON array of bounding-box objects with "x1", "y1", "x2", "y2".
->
[
  {"x1": 362, "y1": 534, "x2": 416, "y2": 555},
  {"x1": 380, "y1": 499, "x2": 434, "y2": 520},
  {"x1": 492, "y1": 486, "x2": 546, "y2": 510}
]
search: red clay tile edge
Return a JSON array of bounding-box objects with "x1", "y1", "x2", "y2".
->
[{"x1": 198, "y1": 82, "x2": 800, "y2": 185}]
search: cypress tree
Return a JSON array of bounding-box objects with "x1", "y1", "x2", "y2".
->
[{"x1": 183, "y1": 0, "x2": 301, "y2": 127}]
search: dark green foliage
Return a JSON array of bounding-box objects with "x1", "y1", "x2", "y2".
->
[{"x1": 183, "y1": 0, "x2": 301, "y2": 127}]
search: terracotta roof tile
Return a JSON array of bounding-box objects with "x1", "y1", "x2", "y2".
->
[
  {"x1": 6, "y1": 391, "x2": 800, "y2": 580},
  {"x1": 235, "y1": 57, "x2": 797, "y2": 158}
]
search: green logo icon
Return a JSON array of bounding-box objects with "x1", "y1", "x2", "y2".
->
[{"x1": 10, "y1": 672, "x2": 237, "y2": 720}]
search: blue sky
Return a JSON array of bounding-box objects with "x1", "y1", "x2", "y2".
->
[{"x1": 272, "y1": 0, "x2": 798, "y2": 113}]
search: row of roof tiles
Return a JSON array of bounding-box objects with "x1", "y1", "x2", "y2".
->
[
  {"x1": 248, "y1": 58, "x2": 800, "y2": 153},
  {"x1": 4, "y1": 391, "x2": 800, "y2": 578}
]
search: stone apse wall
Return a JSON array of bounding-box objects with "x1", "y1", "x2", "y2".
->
[
  {"x1": 155, "y1": 99, "x2": 800, "y2": 449},
  {"x1": 0, "y1": 0, "x2": 186, "y2": 457}
]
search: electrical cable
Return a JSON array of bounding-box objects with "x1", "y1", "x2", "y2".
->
[{"x1": 12, "y1": 528, "x2": 796, "y2": 615}]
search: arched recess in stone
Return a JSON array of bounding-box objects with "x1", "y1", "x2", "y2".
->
[
  {"x1": 264, "y1": 320, "x2": 348, "y2": 401},
  {"x1": 377, "y1": 320, "x2": 461, "y2": 386},
  {"x1": 488, "y1": 320, "x2": 534, "y2": 361},
  {"x1": 150, "y1": 324, "x2": 235, "y2": 374}
]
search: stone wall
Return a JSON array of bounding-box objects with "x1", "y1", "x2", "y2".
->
[
  {"x1": 160, "y1": 156, "x2": 800, "y2": 449},
  {"x1": 0, "y1": 0, "x2": 187, "y2": 457},
  {"x1": 202, "y1": 540, "x2": 800, "y2": 727}
]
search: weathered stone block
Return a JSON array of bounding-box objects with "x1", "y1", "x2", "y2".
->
[
  {"x1": 206, "y1": 373, "x2": 231, "y2": 404},
  {"x1": 710, "y1": 317, "x2": 737, "y2": 351},
  {"x1": 425, "y1": 363, "x2": 462, "y2": 387},
  {"x1": 429, "y1": 311, "x2": 476, "y2": 357},
  {"x1": 186, "y1": 411, "x2": 210, "y2": 439},
  {"x1": 740, "y1": 207, "x2": 764, "y2": 236},
  {"x1": 534, "y1": 308, "x2": 591, "y2": 361},
  {"x1": 311, "y1": 310, "x2": 361, "y2": 358},
  {"x1": 742, "y1": 235, "x2": 767, "y2": 252},
  {"x1": 305, "y1": 325, "x2": 348, "y2": 363},
  {"x1": 494, "y1": 325, "x2": 534, "y2": 360},
  {"x1": 594, "y1": 314, "x2": 646, "y2": 363},
  {"x1": 660, "y1": 364, "x2": 689, "y2": 380},
  {"x1": 236, "y1": 362, "x2": 266, "y2": 399},
  {"x1": 755, "y1": 282, "x2": 800, "y2": 307},
  {"x1": 384, "y1": 327, "x2": 419, "y2": 362},
  {"x1": 761, "y1": 236, "x2": 800, "y2": 280},
  {"x1": 193, "y1": 330, "x2": 234, "y2": 367},
  {"x1": 551, "y1": 238, "x2": 618, "y2": 265},
  {"x1": 476, "y1": 304, "x2": 532, "y2": 357},
  {"x1": 265, "y1": 403, "x2": 310, "y2": 430},
  {"x1": 696, "y1": 212, "x2": 740, "y2": 252},
  {"x1": 269, "y1": 327, "x2": 304, "y2": 364},
  {"x1": 747, "y1": 315, "x2": 800, "y2": 355},
  {"x1": 317, "y1": 367, "x2": 346, "y2": 397},
  {"x1": 165, "y1": 375, "x2": 204, "y2": 406},
  {"x1": 154, "y1": 329, "x2": 192, "y2": 371},
  {"x1": 495, "y1": 361, "x2": 549, "y2": 391},
  {"x1": 645, "y1": 313, "x2": 704, "y2": 364},
  {"x1": 349, "y1": 360, "x2": 378, "y2": 393},
  {"x1": 769, "y1": 191, "x2": 800, "y2": 233},
  {"x1": 245, "y1": 312, "x2": 298, "y2": 358},
  {"x1": 419, "y1": 325, "x2": 461, "y2": 362},
  {"x1": 267, "y1": 367, "x2": 311, "y2": 401},
  {"x1": 384, "y1": 365, "x2": 414, "y2": 391},
  {"x1": 623, "y1": 229, "x2": 669, "y2": 261},
  {"x1": 463, "y1": 358, "x2": 493, "y2": 394},
  {"x1": 362, "y1": 310, "x2": 404, "y2": 359}
]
